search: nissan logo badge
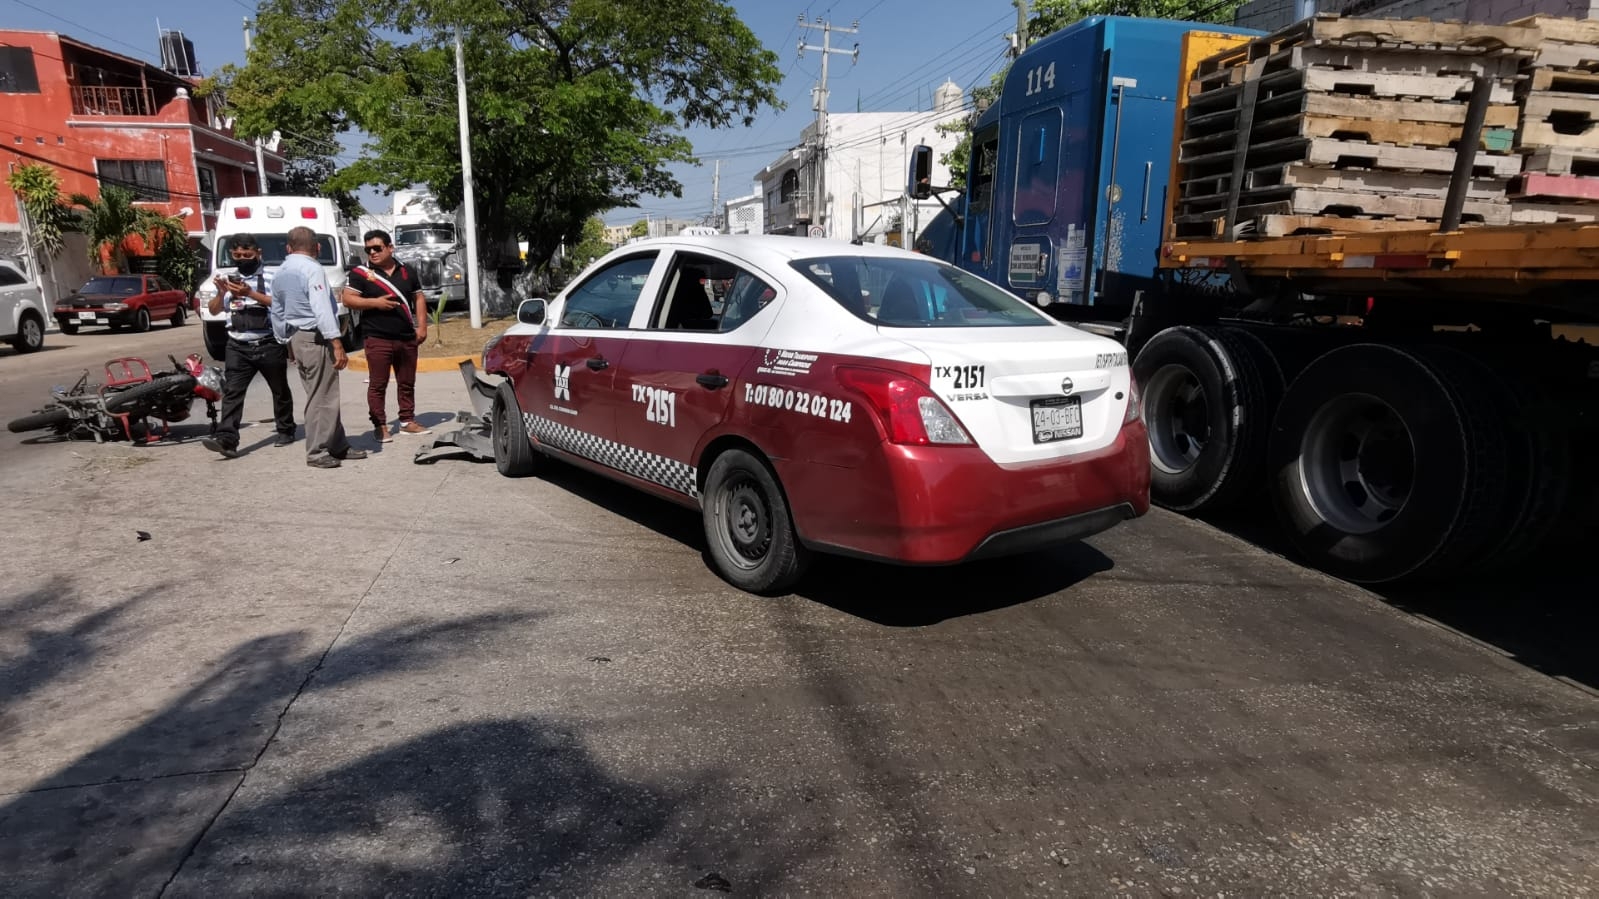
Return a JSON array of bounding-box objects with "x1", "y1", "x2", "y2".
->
[{"x1": 1061, "y1": 377, "x2": 1074, "y2": 395}]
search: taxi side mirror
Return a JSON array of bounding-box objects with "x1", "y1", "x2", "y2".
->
[{"x1": 517, "y1": 298, "x2": 547, "y2": 325}]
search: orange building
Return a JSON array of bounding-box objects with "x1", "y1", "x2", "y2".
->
[{"x1": 0, "y1": 29, "x2": 286, "y2": 243}]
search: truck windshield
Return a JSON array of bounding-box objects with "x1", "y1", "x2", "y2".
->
[
  {"x1": 790, "y1": 256, "x2": 1053, "y2": 328},
  {"x1": 214, "y1": 235, "x2": 338, "y2": 269},
  {"x1": 396, "y1": 227, "x2": 456, "y2": 246}
]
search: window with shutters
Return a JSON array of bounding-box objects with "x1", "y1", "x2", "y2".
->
[{"x1": 95, "y1": 160, "x2": 170, "y2": 201}]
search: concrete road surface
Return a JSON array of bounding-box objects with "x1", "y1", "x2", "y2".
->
[{"x1": 1, "y1": 356, "x2": 1595, "y2": 897}]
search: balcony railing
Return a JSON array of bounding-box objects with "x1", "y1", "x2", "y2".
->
[{"x1": 71, "y1": 85, "x2": 158, "y2": 117}]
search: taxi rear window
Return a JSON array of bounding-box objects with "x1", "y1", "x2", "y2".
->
[{"x1": 791, "y1": 256, "x2": 1051, "y2": 328}]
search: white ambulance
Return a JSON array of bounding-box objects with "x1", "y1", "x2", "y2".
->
[{"x1": 196, "y1": 196, "x2": 358, "y2": 360}]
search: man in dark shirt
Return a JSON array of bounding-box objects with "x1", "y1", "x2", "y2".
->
[
  {"x1": 343, "y1": 229, "x2": 430, "y2": 444},
  {"x1": 200, "y1": 233, "x2": 296, "y2": 458}
]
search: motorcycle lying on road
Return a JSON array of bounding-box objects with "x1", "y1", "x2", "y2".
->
[{"x1": 6, "y1": 354, "x2": 224, "y2": 443}]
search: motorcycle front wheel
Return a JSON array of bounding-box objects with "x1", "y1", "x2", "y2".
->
[{"x1": 8, "y1": 408, "x2": 72, "y2": 433}]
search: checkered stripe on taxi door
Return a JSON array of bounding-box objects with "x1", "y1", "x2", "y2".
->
[{"x1": 524, "y1": 413, "x2": 699, "y2": 498}]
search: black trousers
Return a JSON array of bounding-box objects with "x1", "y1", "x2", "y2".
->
[{"x1": 214, "y1": 337, "x2": 296, "y2": 448}]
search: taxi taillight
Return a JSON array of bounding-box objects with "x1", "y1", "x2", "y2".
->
[
  {"x1": 836, "y1": 366, "x2": 972, "y2": 446},
  {"x1": 1123, "y1": 370, "x2": 1142, "y2": 426}
]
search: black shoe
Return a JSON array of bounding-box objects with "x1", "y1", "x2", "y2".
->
[
  {"x1": 306, "y1": 455, "x2": 341, "y2": 469},
  {"x1": 202, "y1": 437, "x2": 239, "y2": 459},
  {"x1": 334, "y1": 448, "x2": 369, "y2": 461},
  {"x1": 274, "y1": 433, "x2": 295, "y2": 448}
]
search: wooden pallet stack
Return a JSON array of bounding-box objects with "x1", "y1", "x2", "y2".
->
[
  {"x1": 1507, "y1": 16, "x2": 1599, "y2": 223},
  {"x1": 1173, "y1": 15, "x2": 1540, "y2": 239}
]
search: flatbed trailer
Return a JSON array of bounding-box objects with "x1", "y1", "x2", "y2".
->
[{"x1": 1163, "y1": 222, "x2": 1599, "y2": 295}]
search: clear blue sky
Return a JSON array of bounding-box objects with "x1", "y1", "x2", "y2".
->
[{"x1": 3, "y1": 0, "x2": 1022, "y2": 225}]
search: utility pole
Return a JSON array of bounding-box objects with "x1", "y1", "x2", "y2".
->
[
  {"x1": 455, "y1": 27, "x2": 483, "y2": 328},
  {"x1": 798, "y1": 16, "x2": 858, "y2": 238},
  {"x1": 1010, "y1": 0, "x2": 1029, "y2": 58},
  {"x1": 711, "y1": 159, "x2": 721, "y2": 230},
  {"x1": 242, "y1": 19, "x2": 269, "y2": 195}
]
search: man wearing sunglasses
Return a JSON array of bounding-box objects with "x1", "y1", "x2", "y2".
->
[{"x1": 343, "y1": 229, "x2": 430, "y2": 444}]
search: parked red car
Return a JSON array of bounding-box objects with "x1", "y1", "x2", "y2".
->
[{"x1": 54, "y1": 275, "x2": 189, "y2": 334}]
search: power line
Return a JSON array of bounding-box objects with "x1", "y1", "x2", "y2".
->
[{"x1": 6, "y1": 0, "x2": 164, "y2": 66}]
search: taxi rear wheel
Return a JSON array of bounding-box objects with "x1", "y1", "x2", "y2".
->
[
  {"x1": 492, "y1": 383, "x2": 539, "y2": 477},
  {"x1": 703, "y1": 449, "x2": 809, "y2": 595}
]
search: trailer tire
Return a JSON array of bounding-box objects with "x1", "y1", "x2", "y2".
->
[
  {"x1": 492, "y1": 383, "x2": 540, "y2": 478},
  {"x1": 1133, "y1": 325, "x2": 1277, "y2": 513},
  {"x1": 1456, "y1": 357, "x2": 1570, "y2": 570},
  {"x1": 1267, "y1": 343, "x2": 1509, "y2": 584}
]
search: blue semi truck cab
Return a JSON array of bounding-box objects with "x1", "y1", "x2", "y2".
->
[{"x1": 920, "y1": 16, "x2": 1256, "y2": 314}]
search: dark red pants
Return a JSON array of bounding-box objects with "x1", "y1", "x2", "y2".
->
[{"x1": 363, "y1": 335, "x2": 419, "y2": 426}]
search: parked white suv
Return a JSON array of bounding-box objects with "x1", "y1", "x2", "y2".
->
[{"x1": 0, "y1": 258, "x2": 47, "y2": 354}]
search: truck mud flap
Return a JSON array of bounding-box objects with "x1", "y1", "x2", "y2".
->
[{"x1": 413, "y1": 360, "x2": 500, "y2": 465}]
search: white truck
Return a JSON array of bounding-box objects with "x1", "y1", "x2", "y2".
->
[
  {"x1": 386, "y1": 190, "x2": 467, "y2": 308},
  {"x1": 196, "y1": 195, "x2": 358, "y2": 359}
]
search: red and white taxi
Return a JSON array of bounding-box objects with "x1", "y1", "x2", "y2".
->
[{"x1": 482, "y1": 235, "x2": 1149, "y2": 594}]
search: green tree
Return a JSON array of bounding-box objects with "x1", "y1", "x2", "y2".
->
[
  {"x1": 1032, "y1": 0, "x2": 1242, "y2": 34},
  {"x1": 565, "y1": 216, "x2": 610, "y2": 274},
  {"x1": 215, "y1": 0, "x2": 781, "y2": 277},
  {"x1": 5, "y1": 163, "x2": 75, "y2": 261},
  {"x1": 629, "y1": 219, "x2": 650, "y2": 238},
  {"x1": 69, "y1": 186, "x2": 195, "y2": 289}
]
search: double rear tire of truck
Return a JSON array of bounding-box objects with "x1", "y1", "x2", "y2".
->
[{"x1": 1134, "y1": 329, "x2": 1567, "y2": 584}]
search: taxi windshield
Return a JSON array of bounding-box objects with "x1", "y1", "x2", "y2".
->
[{"x1": 791, "y1": 255, "x2": 1052, "y2": 327}]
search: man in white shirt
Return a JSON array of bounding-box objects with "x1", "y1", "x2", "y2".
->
[{"x1": 269, "y1": 226, "x2": 368, "y2": 469}]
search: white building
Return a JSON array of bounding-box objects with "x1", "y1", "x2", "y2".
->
[
  {"x1": 723, "y1": 193, "x2": 763, "y2": 235},
  {"x1": 756, "y1": 79, "x2": 966, "y2": 247}
]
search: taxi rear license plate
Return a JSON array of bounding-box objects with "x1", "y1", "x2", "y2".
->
[{"x1": 1030, "y1": 396, "x2": 1083, "y2": 443}]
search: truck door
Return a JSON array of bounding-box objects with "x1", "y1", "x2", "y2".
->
[{"x1": 1099, "y1": 86, "x2": 1176, "y2": 305}]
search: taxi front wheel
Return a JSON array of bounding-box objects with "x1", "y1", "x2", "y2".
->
[
  {"x1": 702, "y1": 449, "x2": 809, "y2": 595},
  {"x1": 492, "y1": 383, "x2": 540, "y2": 477}
]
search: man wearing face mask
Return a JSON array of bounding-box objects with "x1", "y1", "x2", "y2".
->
[{"x1": 200, "y1": 233, "x2": 297, "y2": 458}]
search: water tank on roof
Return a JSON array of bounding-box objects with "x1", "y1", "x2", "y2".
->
[
  {"x1": 160, "y1": 31, "x2": 198, "y2": 78},
  {"x1": 934, "y1": 78, "x2": 963, "y2": 114}
]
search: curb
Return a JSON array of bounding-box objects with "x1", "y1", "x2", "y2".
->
[{"x1": 348, "y1": 351, "x2": 481, "y2": 373}]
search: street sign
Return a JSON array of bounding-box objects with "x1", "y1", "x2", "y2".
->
[{"x1": 808, "y1": 225, "x2": 825, "y2": 237}]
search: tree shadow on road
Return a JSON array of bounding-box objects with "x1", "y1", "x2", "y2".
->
[
  {"x1": 0, "y1": 611, "x2": 557, "y2": 898},
  {"x1": 0, "y1": 576, "x2": 159, "y2": 732},
  {"x1": 169, "y1": 718, "x2": 702, "y2": 896}
]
